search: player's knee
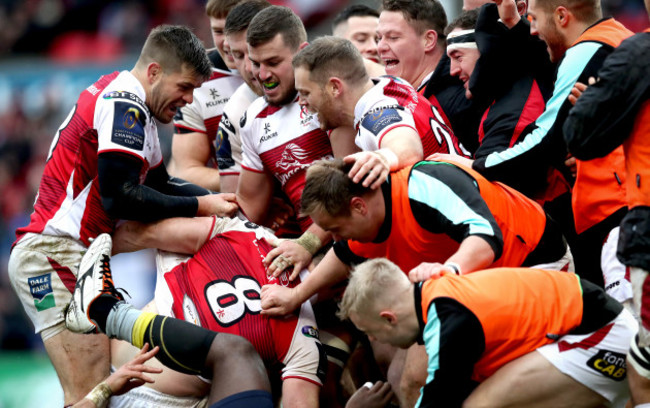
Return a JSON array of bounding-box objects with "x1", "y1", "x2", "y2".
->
[{"x1": 211, "y1": 333, "x2": 260, "y2": 366}]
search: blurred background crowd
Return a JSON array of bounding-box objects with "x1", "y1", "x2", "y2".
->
[{"x1": 0, "y1": 0, "x2": 647, "y2": 405}]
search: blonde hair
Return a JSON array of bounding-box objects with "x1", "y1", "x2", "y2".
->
[{"x1": 337, "y1": 258, "x2": 410, "y2": 320}]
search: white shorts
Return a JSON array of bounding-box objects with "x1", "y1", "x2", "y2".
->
[
  {"x1": 530, "y1": 244, "x2": 574, "y2": 273},
  {"x1": 602, "y1": 227, "x2": 633, "y2": 304},
  {"x1": 282, "y1": 301, "x2": 325, "y2": 385},
  {"x1": 8, "y1": 233, "x2": 86, "y2": 340},
  {"x1": 630, "y1": 266, "x2": 650, "y2": 347},
  {"x1": 109, "y1": 385, "x2": 207, "y2": 408},
  {"x1": 537, "y1": 309, "x2": 638, "y2": 408}
]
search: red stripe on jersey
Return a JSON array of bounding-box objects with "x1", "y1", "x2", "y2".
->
[
  {"x1": 511, "y1": 80, "x2": 545, "y2": 147},
  {"x1": 256, "y1": 104, "x2": 283, "y2": 119}
]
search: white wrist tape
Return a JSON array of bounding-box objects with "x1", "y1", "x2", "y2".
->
[
  {"x1": 444, "y1": 261, "x2": 461, "y2": 275},
  {"x1": 375, "y1": 148, "x2": 399, "y2": 171}
]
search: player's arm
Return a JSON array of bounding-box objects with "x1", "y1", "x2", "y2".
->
[
  {"x1": 261, "y1": 248, "x2": 351, "y2": 316},
  {"x1": 564, "y1": 36, "x2": 648, "y2": 160},
  {"x1": 98, "y1": 153, "x2": 237, "y2": 222},
  {"x1": 410, "y1": 163, "x2": 503, "y2": 273},
  {"x1": 418, "y1": 297, "x2": 484, "y2": 407},
  {"x1": 265, "y1": 223, "x2": 332, "y2": 281},
  {"x1": 236, "y1": 167, "x2": 275, "y2": 224},
  {"x1": 168, "y1": 131, "x2": 221, "y2": 191},
  {"x1": 112, "y1": 216, "x2": 216, "y2": 255},
  {"x1": 329, "y1": 125, "x2": 361, "y2": 158}
]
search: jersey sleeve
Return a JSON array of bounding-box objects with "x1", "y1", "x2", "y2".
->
[
  {"x1": 357, "y1": 103, "x2": 417, "y2": 151},
  {"x1": 564, "y1": 33, "x2": 650, "y2": 159},
  {"x1": 418, "y1": 297, "x2": 484, "y2": 408},
  {"x1": 333, "y1": 240, "x2": 369, "y2": 266},
  {"x1": 409, "y1": 163, "x2": 504, "y2": 259},
  {"x1": 473, "y1": 42, "x2": 606, "y2": 187},
  {"x1": 96, "y1": 91, "x2": 151, "y2": 161}
]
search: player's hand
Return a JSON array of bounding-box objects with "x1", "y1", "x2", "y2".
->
[
  {"x1": 568, "y1": 77, "x2": 597, "y2": 106},
  {"x1": 264, "y1": 197, "x2": 294, "y2": 231},
  {"x1": 408, "y1": 262, "x2": 454, "y2": 283},
  {"x1": 494, "y1": 0, "x2": 520, "y2": 28},
  {"x1": 345, "y1": 381, "x2": 394, "y2": 408},
  {"x1": 343, "y1": 151, "x2": 390, "y2": 189},
  {"x1": 564, "y1": 154, "x2": 577, "y2": 178},
  {"x1": 197, "y1": 193, "x2": 238, "y2": 217},
  {"x1": 261, "y1": 284, "x2": 302, "y2": 316},
  {"x1": 106, "y1": 344, "x2": 162, "y2": 396},
  {"x1": 426, "y1": 153, "x2": 474, "y2": 168},
  {"x1": 264, "y1": 240, "x2": 312, "y2": 281}
]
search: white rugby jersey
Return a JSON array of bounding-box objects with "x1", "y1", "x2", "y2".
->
[
  {"x1": 240, "y1": 96, "x2": 333, "y2": 231},
  {"x1": 354, "y1": 76, "x2": 464, "y2": 157},
  {"x1": 173, "y1": 50, "x2": 244, "y2": 169},
  {"x1": 215, "y1": 83, "x2": 258, "y2": 177},
  {"x1": 16, "y1": 71, "x2": 161, "y2": 246}
]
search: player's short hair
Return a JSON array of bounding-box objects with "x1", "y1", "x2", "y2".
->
[
  {"x1": 293, "y1": 36, "x2": 368, "y2": 87},
  {"x1": 301, "y1": 159, "x2": 372, "y2": 218},
  {"x1": 445, "y1": 9, "x2": 479, "y2": 35},
  {"x1": 338, "y1": 258, "x2": 408, "y2": 320},
  {"x1": 206, "y1": 0, "x2": 242, "y2": 19},
  {"x1": 224, "y1": 0, "x2": 271, "y2": 35},
  {"x1": 534, "y1": 0, "x2": 601, "y2": 22},
  {"x1": 138, "y1": 25, "x2": 212, "y2": 80},
  {"x1": 247, "y1": 6, "x2": 307, "y2": 51},
  {"x1": 382, "y1": 0, "x2": 448, "y2": 45},
  {"x1": 332, "y1": 4, "x2": 380, "y2": 32}
]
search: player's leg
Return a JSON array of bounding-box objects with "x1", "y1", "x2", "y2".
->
[
  {"x1": 465, "y1": 309, "x2": 637, "y2": 408},
  {"x1": 8, "y1": 233, "x2": 110, "y2": 405},
  {"x1": 65, "y1": 233, "x2": 273, "y2": 408},
  {"x1": 627, "y1": 266, "x2": 650, "y2": 406}
]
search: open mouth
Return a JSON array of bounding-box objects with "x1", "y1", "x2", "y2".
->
[
  {"x1": 383, "y1": 58, "x2": 399, "y2": 69},
  {"x1": 263, "y1": 81, "x2": 279, "y2": 91}
]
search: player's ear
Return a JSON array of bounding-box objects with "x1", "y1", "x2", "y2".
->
[
  {"x1": 379, "y1": 310, "x2": 398, "y2": 325},
  {"x1": 350, "y1": 196, "x2": 367, "y2": 215},
  {"x1": 147, "y1": 62, "x2": 162, "y2": 84},
  {"x1": 328, "y1": 77, "x2": 344, "y2": 97},
  {"x1": 298, "y1": 41, "x2": 309, "y2": 50}
]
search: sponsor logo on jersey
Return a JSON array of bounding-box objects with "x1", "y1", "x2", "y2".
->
[
  {"x1": 112, "y1": 101, "x2": 145, "y2": 150},
  {"x1": 301, "y1": 325, "x2": 320, "y2": 339},
  {"x1": 361, "y1": 107, "x2": 402, "y2": 136},
  {"x1": 103, "y1": 91, "x2": 145, "y2": 109},
  {"x1": 586, "y1": 350, "x2": 627, "y2": 381},
  {"x1": 29, "y1": 274, "x2": 55, "y2": 312},
  {"x1": 276, "y1": 143, "x2": 312, "y2": 184},
  {"x1": 183, "y1": 295, "x2": 201, "y2": 326},
  {"x1": 260, "y1": 122, "x2": 278, "y2": 142},
  {"x1": 210, "y1": 88, "x2": 220, "y2": 99}
]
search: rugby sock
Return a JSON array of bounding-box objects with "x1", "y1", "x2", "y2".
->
[
  {"x1": 139, "y1": 315, "x2": 217, "y2": 376},
  {"x1": 103, "y1": 301, "x2": 147, "y2": 341},
  {"x1": 209, "y1": 390, "x2": 273, "y2": 408}
]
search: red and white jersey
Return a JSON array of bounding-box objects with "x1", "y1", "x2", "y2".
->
[
  {"x1": 15, "y1": 70, "x2": 162, "y2": 246},
  {"x1": 240, "y1": 96, "x2": 333, "y2": 231},
  {"x1": 173, "y1": 50, "x2": 244, "y2": 169},
  {"x1": 157, "y1": 216, "x2": 323, "y2": 383},
  {"x1": 215, "y1": 83, "x2": 258, "y2": 177},
  {"x1": 354, "y1": 76, "x2": 465, "y2": 157}
]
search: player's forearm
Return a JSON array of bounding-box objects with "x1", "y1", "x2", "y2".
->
[
  {"x1": 168, "y1": 166, "x2": 221, "y2": 192},
  {"x1": 295, "y1": 249, "x2": 350, "y2": 303},
  {"x1": 446, "y1": 236, "x2": 496, "y2": 274}
]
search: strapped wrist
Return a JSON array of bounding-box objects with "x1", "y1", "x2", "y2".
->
[
  {"x1": 85, "y1": 381, "x2": 112, "y2": 408},
  {"x1": 295, "y1": 231, "x2": 322, "y2": 255},
  {"x1": 444, "y1": 262, "x2": 461, "y2": 275}
]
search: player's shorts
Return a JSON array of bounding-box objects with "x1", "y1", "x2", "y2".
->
[
  {"x1": 8, "y1": 233, "x2": 86, "y2": 340},
  {"x1": 282, "y1": 301, "x2": 327, "y2": 385},
  {"x1": 602, "y1": 227, "x2": 633, "y2": 304},
  {"x1": 109, "y1": 385, "x2": 207, "y2": 408},
  {"x1": 536, "y1": 309, "x2": 637, "y2": 408}
]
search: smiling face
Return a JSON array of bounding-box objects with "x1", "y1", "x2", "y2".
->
[
  {"x1": 377, "y1": 10, "x2": 428, "y2": 87},
  {"x1": 447, "y1": 33, "x2": 480, "y2": 99},
  {"x1": 294, "y1": 66, "x2": 343, "y2": 131},
  {"x1": 528, "y1": 0, "x2": 568, "y2": 63},
  {"x1": 249, "y1": 33, "x2": 298, "y2": 106},
  {"x1": 148, "y1": 64, "x2": 203, "y2": 123},
  {"x1": 210, "y1": 16, "x2": 236, "y2": 69},
  {"x1": 227, "y1": 30, "x2": 262, "y2": 95},
  {"x1": 335, "y1": 15, "x2": 380, "y2": 63}
]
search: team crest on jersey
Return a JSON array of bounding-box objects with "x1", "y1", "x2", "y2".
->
[
  {"x1": 112, "y1": 101, "x2": 145, "y2": 150},
  {"x1": 301, "y1": 325, "x2": 319, "y2": 339},
  {"x1": 361, "y1": 107, "x2": 402, "y2": 136},
  {"x1": 29, "y1": 274, "x2": 55, "y2": 312},
  {"x1": 586, "y1": 350, "x2": 627, "y2": 381}
]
